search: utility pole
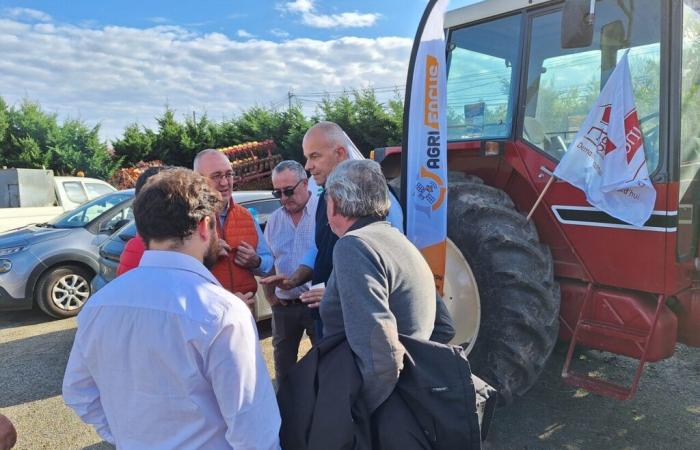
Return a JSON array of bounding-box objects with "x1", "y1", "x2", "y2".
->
[{"x1": 288, "y1": 90, "x2": 293, "y2": 110}]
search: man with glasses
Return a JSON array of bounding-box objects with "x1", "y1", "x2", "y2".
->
[
  {"x1": 193, "y1": 149, "x2": 273, "y2": 305},
  {"x1": 260, "y1": 160, "x2": 318, "y2": 381},
  {"x1": 264, "y1": 123, "x2": 403, "y2": 311}
]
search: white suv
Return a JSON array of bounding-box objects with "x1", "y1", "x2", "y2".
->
[{"x1": 54, "y1": 176, "x2": 116, "y2": 209}]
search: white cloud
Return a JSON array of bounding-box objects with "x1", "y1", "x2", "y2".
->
[
  {"x1": 285, "y1": 0, "x2": 314, "y2": 13},
  {"x1": 301, "y1": 11, "x2": 379, "y2": 28},
  {"x1": 0, "y1": 14, "x2": 411, "y2": 141},
  {"x1": 270, "y1": 28, "x2": 290, "y2": 38},
  {"x1": 279, "y1": 0, "x2": 380, "y2": 29},
  {"x1": 236, "y1": 29, "x2": 255, "y2": 38},
  {"x1": 3, "y1": 7, "x2": 51, "y2": 22}
]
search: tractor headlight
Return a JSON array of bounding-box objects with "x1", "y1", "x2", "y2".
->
[
  {"x1": 0, "y1": 259, "x2": 11, "y2": 273},
  {"x1": 0, "y1": 246, "x2": 24, "y2": 257}
]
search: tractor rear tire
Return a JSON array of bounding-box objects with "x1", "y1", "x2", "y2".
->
[{"x1": 446, "y1": 175, "x2": 560, "y2": 404}]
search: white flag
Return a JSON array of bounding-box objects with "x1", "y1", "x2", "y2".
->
[
  {"x1": 553, "y1": 51, "x2": 656, "y2": 227},
  {"x1": 404, "y1": 0, "x2": 449, "y2": 294}
]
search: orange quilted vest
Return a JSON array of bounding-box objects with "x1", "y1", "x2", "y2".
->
[{"x1": 211, "y1": 203, "x2": 259, "y2": 295}]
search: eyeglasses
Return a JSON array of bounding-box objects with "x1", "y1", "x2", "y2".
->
[
  {"x1": 272, "y1": 179, "x2": 304, "y2": 198},
  {"x1": 208, "y1": 172, "x2": 235, "y2": 183}
]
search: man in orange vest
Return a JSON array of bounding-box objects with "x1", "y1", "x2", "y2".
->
[{"x1": 193, "y1": 149, "x2": 273, "y2": 307}]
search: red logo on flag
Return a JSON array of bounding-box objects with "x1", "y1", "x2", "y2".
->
[{"x1": 623, "y1": 110, "x2": 643, "y2": 163}]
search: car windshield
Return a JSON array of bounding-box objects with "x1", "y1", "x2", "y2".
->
[{"x1": 49, "y1": 192, "x2": 133, "y2": 228}]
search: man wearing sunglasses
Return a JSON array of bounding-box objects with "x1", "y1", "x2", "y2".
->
[
  {"x1": 262, "y1": 122, "x2": 404, "y2": 339},
  {"x1": 261, "y1": 160, "x2": 318, "y2": 381},
  {"x1": 194, "y1": 149, "x2": 273, "y2": 305}
]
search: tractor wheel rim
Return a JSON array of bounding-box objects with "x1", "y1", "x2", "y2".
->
[
  {"x1": 51, "y1": 274, "x2": 90, "y2": 311},
  {"x1": 443, "y1": 238, "x2": 481, "y2": 354}
]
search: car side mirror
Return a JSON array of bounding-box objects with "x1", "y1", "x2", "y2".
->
[
  {"x1": 561, "y1": 0, "x2": 596, "y2": 49},
  {"x1": 101, "y1": 218, "x2": 131, "y2": 234}
]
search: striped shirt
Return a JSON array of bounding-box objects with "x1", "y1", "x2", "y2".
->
[{"x1": 263, "y1": 192, "x2": 318, "y2": 300}]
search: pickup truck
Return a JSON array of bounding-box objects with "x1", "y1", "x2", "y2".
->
[{"x1": 0, "y1": 169, "x2": 115, "y2": 233}]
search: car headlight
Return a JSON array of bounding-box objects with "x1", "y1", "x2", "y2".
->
[
  {"x1": 0, "y1": 259, "x2": 11, "y2": 273},
  {"x1": 0, "y1": 246, "x2": 24, "y2": 257}
]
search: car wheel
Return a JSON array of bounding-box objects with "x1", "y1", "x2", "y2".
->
[{"x1": 36, "y1": 265, "x2": 93, "y2": 319}]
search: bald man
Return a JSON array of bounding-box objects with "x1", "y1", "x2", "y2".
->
[
  {"x1": 194, "y1": 149, "x2": 273, "y2": 300},
  {"x1": 262, "y1": 122, "x2": 403, "y2": 332}
]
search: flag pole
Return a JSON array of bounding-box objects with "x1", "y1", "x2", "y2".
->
[
  {"x1": 400, "y1": 0, "x2": 439, "y2": 232},
  {"x1": 526, "y1": 173, "x2": 556, "y2": 221}
]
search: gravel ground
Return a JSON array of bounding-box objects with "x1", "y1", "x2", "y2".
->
[{"x1": 1, "y1": 309, "x2": 698, "y2": 450}]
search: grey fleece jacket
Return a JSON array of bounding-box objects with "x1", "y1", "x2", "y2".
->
[{"x1": 319, "y1": 218, "x2": 436, "y2": 412}]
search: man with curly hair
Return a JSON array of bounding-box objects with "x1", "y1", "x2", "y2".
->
[{"x1": 63, "y1": 168, "x2": 280, "y2": 450}]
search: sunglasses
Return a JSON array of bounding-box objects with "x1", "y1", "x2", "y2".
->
[{"x1": 272, "y1": 179, "x2": 304, "y2": 199}]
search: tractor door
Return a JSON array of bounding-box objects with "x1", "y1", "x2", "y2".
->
[
  {"x1": 677, "y1": 2, "x2": 700, "y2": 265},
  {"x1": 516, "y1": 0, "x2": 669, "y2": 293}
]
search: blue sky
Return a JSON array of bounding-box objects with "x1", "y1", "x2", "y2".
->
[
  {"x1": 0, "y1": 0, "x2": 454, "y2": 40},
  {"x1": 0, "y1": 0, "x2": 479, "y2": 140}
]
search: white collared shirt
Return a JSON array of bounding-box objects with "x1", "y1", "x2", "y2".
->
[
  {"x1": 62, "y1": 250, "x2": 280, "y2": 450},
  {"x1": 263, "y1": 192, "x2": 318, "y2": 299}
]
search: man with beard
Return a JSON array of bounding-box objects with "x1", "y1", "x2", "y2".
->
[
  {"x1": 63, "y1": 169, "x2": 280, "y2": 450},
  {"x1": 260, "y1": 161, "x2": 318, "y2": 381},
  {"x1": 194, "y1": 149, "x2": 273, "y2": 310}
]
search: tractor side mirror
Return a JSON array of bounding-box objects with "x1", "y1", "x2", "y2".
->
[{"x1": 561, "y1": 0, "x2": 596, "y2": 49}]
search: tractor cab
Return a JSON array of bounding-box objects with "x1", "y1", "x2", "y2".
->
[{"x1": 373, "y1": 0, "x2": 700, "y2": 403}]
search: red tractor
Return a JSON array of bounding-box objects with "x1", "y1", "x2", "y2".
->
[{"x1": 375, "y1": 0, "x2": 700, "y2": 404}]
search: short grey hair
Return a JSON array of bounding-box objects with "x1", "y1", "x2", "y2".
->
[
  {"x1": 325, "y1": 159, "x2": 389, "y2": 219},
  {"x1": 193, "y1": 148, "x2": 225, "y2": 172},
  {"x1": 272, "y1": 160, "x2": 307, "y2": 181}
]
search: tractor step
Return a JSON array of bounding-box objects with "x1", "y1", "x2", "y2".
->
[
  {"x1": 561, "y1": 286, "x2": 665, "y2": 400},
  {"x1": 561, "y1": 372, "x2": 632, "y2": 400}
]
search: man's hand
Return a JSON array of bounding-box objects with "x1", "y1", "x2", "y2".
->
[
  {"x1": 218, "y1": 239, "x2": 231, "y2": 258},
  {"x1": 0, "y1": 414, "x2": 17, "y2": 450},
  {"x1": 300, "y1": 287, "x2": 325, "y2": 309},
  {"x1": 234, "y1": 291, "x2": 256, "y2": 307},
  {"x1": 265, "y1": 292, "x2": 281, "y2": 307},
  {"x1": 234, "y1": 241, "x2": 261, "y2": 269},
  {"x1": 260, "y1": 274, "x2": 296, "y2": 291}
]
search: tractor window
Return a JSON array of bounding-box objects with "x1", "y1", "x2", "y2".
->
[
  {"x1": 678, "y1": 2, "x2": 700, "y2": 259},
  {"x1": 523, "y1": 0, "x2": 661, "y2": 173},
  {"x1": 446, "y1": 14, "x2": 521, "y2": 141}
]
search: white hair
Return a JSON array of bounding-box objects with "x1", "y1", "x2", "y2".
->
[
  {"x1": 272, "y1": 160, "x2": 307, "y2": 181},
  {"x1": 325, "y1": 159, "x2": 389, "y2": 219}
]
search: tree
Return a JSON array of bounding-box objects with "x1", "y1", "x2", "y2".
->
[
  {"x1": 48, "y1": 120, "x2": 121, "y2": 179},
  {"x1": 317, "y1": 88, "x2": 404, "y2": 156},
  {"x1": 152, "y1": 108, "x2": 188, "y2": 166},
  {"x1": 0, "y1": 97, "x2": 120, "y2": 179},
  {"x1": 276, "y1": 107, "x2": 313, "y2": 162},
  {"x1": 112, "y1": 123, "x2": 156, "y2": 165},
  {"x1": 2, "y1": 99, "x2": 57, "y2": 169},
  {"x1": 0, "y1": 98, "x2": 8, "y2": 166}
]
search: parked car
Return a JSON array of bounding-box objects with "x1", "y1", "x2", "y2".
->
[
  {"x1": 0, "y1": 190, "x2": 134, "y2": 319},
  {"x1": 92, "y1": 191, "x2": 281, "y2": 321},
  {"x1": 54, "y1": 176, "x2": 116, "y2": 209},
  {"x1": 0, "y1": 168, "x2": 116, "y2": 233}
]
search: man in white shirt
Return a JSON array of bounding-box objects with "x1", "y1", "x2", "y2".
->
[
  {"x1": 62, "y1": 168, "x2": 280, "y2": 450},
  {"x1": 261, "y1": 161, "x2": 318, "y2": 381}
]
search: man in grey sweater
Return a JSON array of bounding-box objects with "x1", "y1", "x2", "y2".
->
[{"x1": 319, "y1": 159, "x2": 436, "y2": 413}]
